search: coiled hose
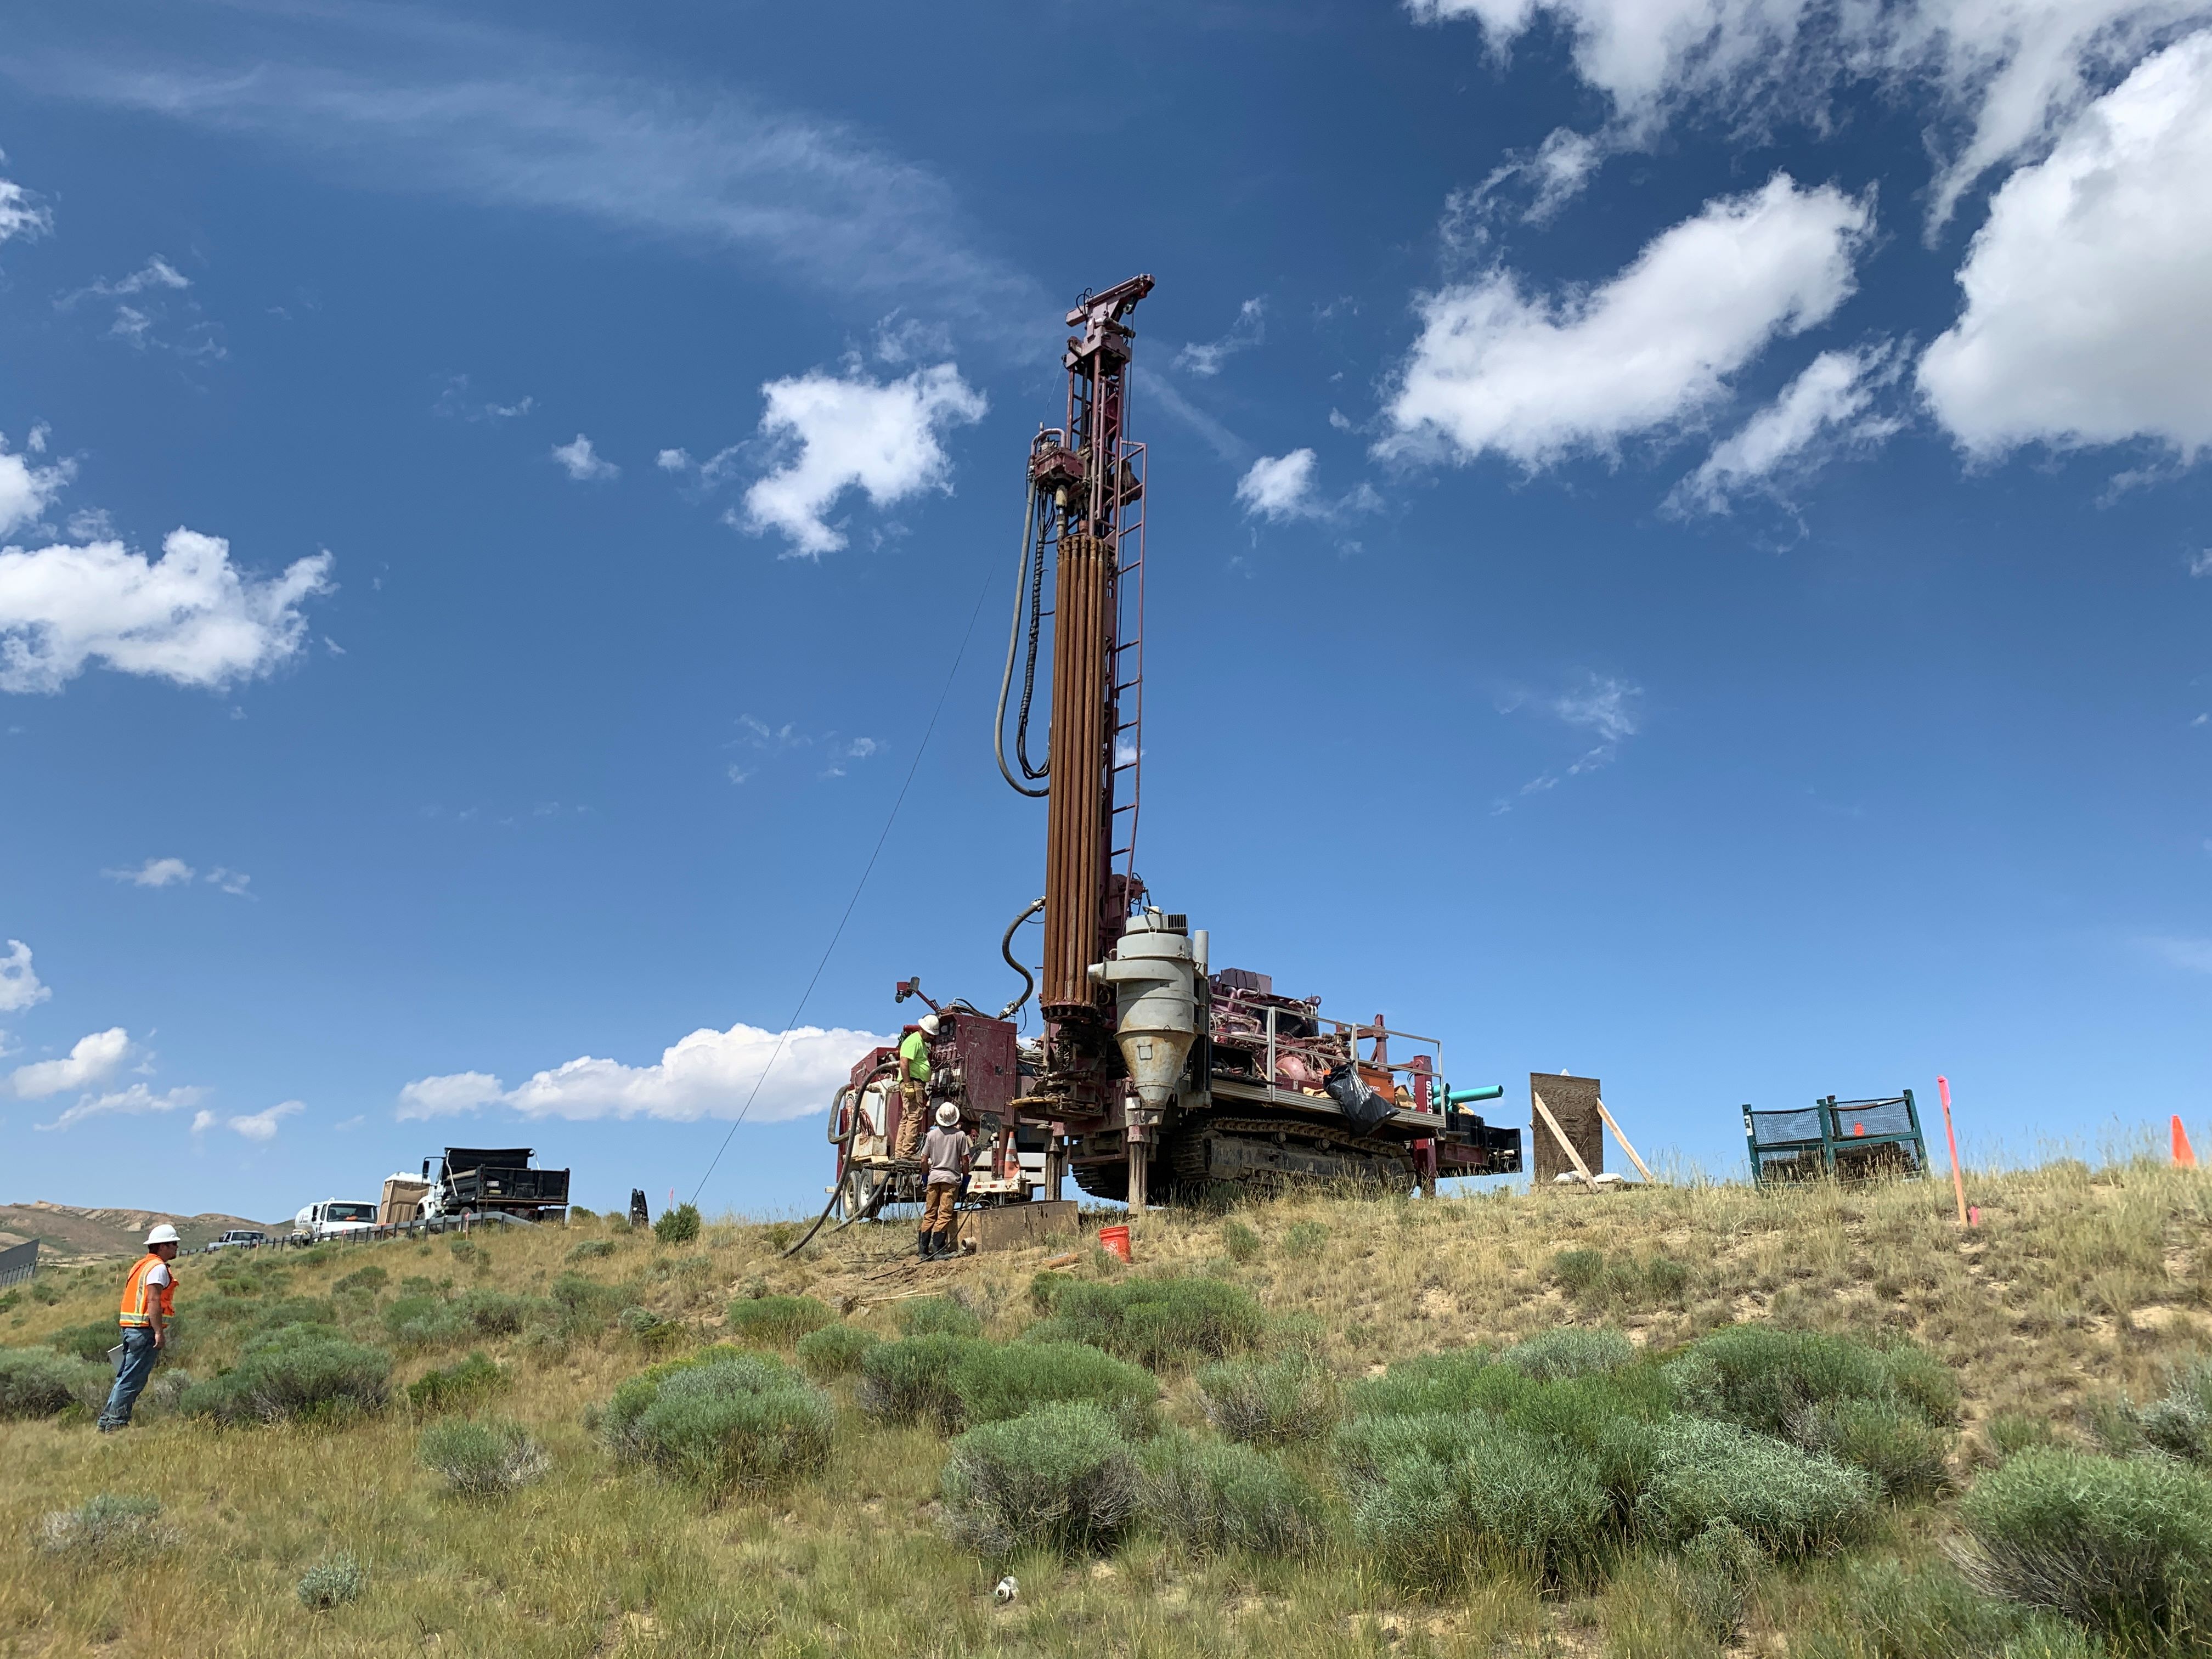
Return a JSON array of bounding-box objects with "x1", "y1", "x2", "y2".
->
[{"x1": 781, "y1": 1059, "x2": 899, "y2": 1257}]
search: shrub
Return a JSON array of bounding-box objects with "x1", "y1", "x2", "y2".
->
[
  {"x1": 548, "y1": 1272, "x2": 628, "y2": 1329},
  {"x1": 1668, "y1": 1327, "x2": 1957, "y2": 1437},
  {"x1": 296, "y1": 1552, "x2": 368, "y2": 1610},
  {"x1": 0, "y1": 1347, "x2": 106, "y2": 1417},
  {"x1": 1283, "y1": 1220, "x2": 1329, "y2": 1260},
  {"x1": 36, "y1": 1494, "x2": 178, "y2": 1563},
  {"x1": 1956, "y1": 1447, "x2": 2212, "y2": 1645},
  {"x1": 952, "y1": 1341, "x2": 1158, "y2": 1437},
  {"x1": 1645, "y1": 1257, "x2": 1690, "y2": 1298},
  {"x1": 1333, "y1": 1410, "x2": 1496, "y2": 1491},
  {"x1": 858, "y1": 1334, "x2": 981, "y2": 1432},
  {"x1": 1350, "y1": 1347, "x2": 1512, "y2": 1420},
  {"x1": 1222, "y1": 1220, "x2": 1261, "y2": 1263},
  {"x1": 1795, "y1": 1396, "x2": 1953, "y2": 1500},
  {"x1": 1551, "y1": 1248, "x2": 1606, "y2": 1294},
  {"x1": 2125, "y1": 1356, "x2": 2212, "y2": 1469},
  {"x1": 449, "y1": 1239, "x2": 484, "y2": 1267},
  {"x1": 452, "y1": 1288, "x2": 531, "y2": 1337},
  {"x1": 898, "y1": 1295, "x2": 985, "y2": 1340},
  {"x1": 727, "y1": 1295, "x2": 836, "y2": 1346},
  {"x1": 567, "y1": 1238, "x2": 616, "y2": 1262},
  {"x1": 1354, "y1": 1417, "x2": 1611, "y2": 1591},
  {"x1": 795, "y1": 1323, "x2": 879, "y2": 1379},
  {"x1": 1499, "y1": 1326, "x2": 1635, "y2": 1381},
  {"x1": 332, "y1": 1265, "x2": 388, "y2": 1296},
  {"x1": 405, "y1": 1351, "x2": 507, "y2": 1415},
  {"x1": 1980, "y1": 1413, "x2": 2059, "y2": 1465},
  {"x1": 1198, "y1": 1352, "x2": 1344, "y2": 1445},
  {"x1": 1032, "y1": 1276, "x2": 1266, "y2": 1369},
  {"x1": 47, "y1": 1320, "x2": 125, "y2": 1363},
  {"x1": 419, "y1": 1417, "x2": 551, "y2": 1498},
  {"x1": 654, "y1": 1203, "x2": 702, "y2": 1245},
  {"x1": 1677, "y1": 1519, "x2": 1763, "y2": 1641},
  {"x1": 180, "y1": 1331, "x2": 391, "y2": 1425},
  {"x1": 616, "y1": 1306, "x2": 687, "y2": 1349},
  {"x1": 940, "y1": 1402, "x2": 1138, "y2": 1559},
  {"x1": 1635, "y1": 1417, "x2": 1875, "y2": 1558},
  {"x1": 383, "y1": 1295, "x2": 466, "y2": 1352},
  {"x1": 569, "y1": 1206, "x2": 598, "y2": 1221},
  {"x1": 1140, "y1": 1432, "x2": 1329, "y2": 1557},
  {"x1": 602, "y1": 1346, "x2": 832, "y2": 1498},
  {"x1": 1817, "y1": 1558, "x2": 2081, "y2": 1659}
]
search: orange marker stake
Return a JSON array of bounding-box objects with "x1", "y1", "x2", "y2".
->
[
  {"x1": 2175, "y1": 1115, "x2": 2199, "y2": 1170},
  {"x1": 1937, "y1": 1076, "x2": 1971, "y2": 1227}
]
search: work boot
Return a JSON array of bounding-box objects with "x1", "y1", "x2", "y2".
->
[{"x1": 917, "y1": 1227, "x2": 933, "y2": 1261}]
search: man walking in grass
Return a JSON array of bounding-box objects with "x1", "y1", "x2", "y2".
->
[
  {"x1": 98, "y1": 1223, "x2": 181, "y2": 1432},
  {"x1": 919, "y1": 1101, "x2": 971, "y2": 1261}
]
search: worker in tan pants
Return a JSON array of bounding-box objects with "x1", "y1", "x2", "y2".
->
[
  {"x1": 896, "y1": 1013, "x2": 939, "y2": 1160},
  {"x1": 919, "y1": 1101, "x2": 972, "y2": 1260}
]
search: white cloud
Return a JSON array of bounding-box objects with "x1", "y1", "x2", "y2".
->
[
  {"x1": 190, "y1": 1108, "x2": 216, "y2": 1133},
  {"x1": 1384, "y1": 176, "x2": 1870, "y2": 470},
  {"x1": 0, "y1": 439, "x2": 72, "y2": 540},
  {"x1": 738, "y1": 363, "x2": 986, "y2": 556},
  {"x1": 205, "y1": 867, "x2": 252, "y2": 898},
  {"x1": 1236, "y1": 451, "x2": 1322, "y2": 521},
  {"x1": 0, "y1": 176, "x2": 53, "y2": 244},
  {"x1": 226, "y1": 1099, "x2": 302, "y2": 1142},
  {"x1": 0, "y1": 940, "x2": 48, "y2": 1014},
  {"x1": 1409, "y1": 0, "x2": 2200, "y2": 228},
  {"x1": 1443, "y1": 127, "x2": 1609, "y2": 253},
  {"x1": 2192, "y1": 550, "x2": 2212, "y2": 577},
  {"x1": 1918, "y1": 32, "x2": 2212, "y2": 460},
  {"x1": 0, "y1": 528, "x2": 334, "y2": 694},
  {"x1": 1499, "y1": 673, "x2": 1646, "y2": 806},
  {"x1": 105, "y1": 856, "x2": 195, "y2": 888},
  {"x1": 1173, "y1": 297, "x2": 1267, "y2": 377},
  {"x1": 1672, "y1": 343, "x2": 1903, "y2": 511},
  {"x1": 551, "y1": 434, "x2": 618, "y2": 481},
  {"x1": 64, "y1": 256, "x2": 191, "y2": 303},
  {"x1": 2143, "y1": 935, "x2": 2212, "y2": 973},
  {"x1": 22, "y1": 27, "x2": 1043, "y2": 336},
  {"x1": 397, "y1": 1020, "x2": 891, "y2": 1126},
  {"x1": 40, "y1": 1081, "x2": 206, "y2": 1132},
  {"x1": 656, "y1": 448, "x2": 691, "y2": 471},
  {"x1": 10, "y1": 1026, "x2": 132, "y2": 1099}
]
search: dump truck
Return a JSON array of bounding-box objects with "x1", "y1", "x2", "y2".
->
[{"x1": 419, "y1": 1147, "x2": 571, "y2": 1223}]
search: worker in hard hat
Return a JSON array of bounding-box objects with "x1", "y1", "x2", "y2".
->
[
  {"x1": 98, "y1": 1223, "x2": 182, "y2": 1432},
  {"x1": 919, "y1": 1101, "x2": 972, "y2": 1261},
  {"x1": 895, "y1": 1013, "x2": 939, "y2": 1163}
]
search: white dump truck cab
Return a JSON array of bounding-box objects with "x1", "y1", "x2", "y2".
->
[{"x1": 293, "y1": 1199, "x2": 379, "y2": 1241}]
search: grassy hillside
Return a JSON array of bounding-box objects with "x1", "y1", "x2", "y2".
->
[
  {"x1": 0, "y1": 1203, "x2": 279, "y2": 1263},
  {"x1": 1, "y1": 1157, "x2": 2208, "y2": 1658}
]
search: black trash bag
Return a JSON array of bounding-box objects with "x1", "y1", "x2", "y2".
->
[{"x1": 1323, "y1": 1062, "x2": 1394, "y2": 1131}]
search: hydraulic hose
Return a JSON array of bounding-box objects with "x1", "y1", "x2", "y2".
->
[
  {"x1": 997, "y1": 895, "x2": 1045, "y2": 1020},
  {"x1": 783, "y1": 1060, "x2": 898, "y2": 1257},
  {"x1": 994, "y1": 481, "x2": 1049, "y2": 798}
]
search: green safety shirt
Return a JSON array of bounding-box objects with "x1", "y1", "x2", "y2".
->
[{"x1": 899, "y1": 1028, "x2": 931, "y2": 1085}]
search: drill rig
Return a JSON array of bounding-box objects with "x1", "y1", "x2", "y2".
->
[{"x1": 824, "y1": 275, "x2": 1520, "y2": 1220}]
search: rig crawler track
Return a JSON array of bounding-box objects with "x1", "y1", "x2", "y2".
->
[{"x1": 1071, "y1": 1114, "x2": 1417, "y2": 1201}]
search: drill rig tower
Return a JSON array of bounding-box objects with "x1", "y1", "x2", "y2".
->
[{"x1": 822, "y1": 276, "x2": 1521, "y2": 1221}]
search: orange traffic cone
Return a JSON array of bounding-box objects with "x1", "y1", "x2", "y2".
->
[{"x1": 2175, "y1": 1116, "x2": 2199, "y2": 1170}]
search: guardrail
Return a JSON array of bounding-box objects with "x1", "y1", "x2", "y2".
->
[{"x1": 188, "y1": 1211, "x2": 545, "y2": 1257}]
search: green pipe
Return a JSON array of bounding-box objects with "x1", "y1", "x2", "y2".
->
[{"x1": 1446, "y1": 1085, "x2": 1504, "y2": 1105}]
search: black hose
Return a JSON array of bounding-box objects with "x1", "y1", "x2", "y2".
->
[
  {"x1": 997, "y1": 896, "x2": 1044, "y2": 1020},
  {"x1": 783, "y1": 1063, "x2": 896, "y2": 1257},
  {"x1": 994, "y1": 481, "x2": 1049, "y2": 798}
]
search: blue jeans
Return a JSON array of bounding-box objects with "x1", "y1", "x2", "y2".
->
[{"x1": 98, "y1": 1328, "x2": 159, "y2": 1429}]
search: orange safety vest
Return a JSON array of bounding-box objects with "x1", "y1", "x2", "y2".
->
[{"x1": 119, "y1": 1254, "x2": 176, "y2": 1328}]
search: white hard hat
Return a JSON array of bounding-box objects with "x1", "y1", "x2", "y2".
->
[
  {"x1": 918, "y1": 1013, "x2": 941, "y2": 1036},
  {"x1": 934, "y1": 1102, "x2": 961, "y2": 1128},
  {"x1": 145, "y1": 1223, "x2": 180, "y2": 1246}
]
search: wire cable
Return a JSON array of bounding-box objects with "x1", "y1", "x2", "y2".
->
[{"x1": 688, "y1": 573, "x2": 997, "y2": 1209}]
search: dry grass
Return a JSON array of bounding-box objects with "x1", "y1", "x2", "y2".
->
[{"x1": 0, "y1": 1156, "x2": 2204, "y2": 1656}]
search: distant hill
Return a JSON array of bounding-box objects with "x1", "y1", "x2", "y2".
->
[{"x1": 0, "y1": 1201, "x2": 282, "y2": 1261}]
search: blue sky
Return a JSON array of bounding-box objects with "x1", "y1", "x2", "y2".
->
[{"x1": 4, "y1": 1, "x2": 2211, "y2": 1221}]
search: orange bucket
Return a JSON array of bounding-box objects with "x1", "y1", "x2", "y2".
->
[{"x1": 1097, "y1": 1223, "x2": 1132, "y2": 1262}]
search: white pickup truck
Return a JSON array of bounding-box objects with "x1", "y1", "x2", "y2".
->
[{"x1": 292, "y1": 1199, "x2": 379, "y2": 1241}]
